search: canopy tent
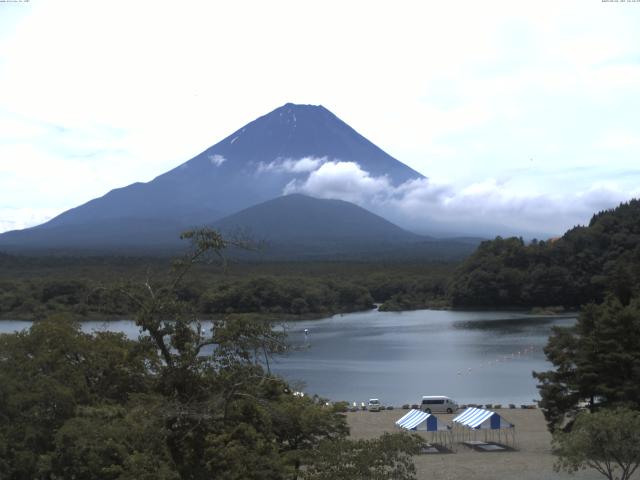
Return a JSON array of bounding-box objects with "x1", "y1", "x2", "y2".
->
[
  {"x1": 452, "y1": 407, "x2": 516, "y2": 447},
  {"x1": 395, "y1": 409, "x2": 452, "y2": 448}
]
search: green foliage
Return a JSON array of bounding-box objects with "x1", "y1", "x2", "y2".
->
[
  {"x1": 200, "y1": 275, "x2": 374, "y2": 315},
  {"x1": 451, "y1": 199, "x2": 640, "y2": 308},
  {"x1": 0, "y1": 315, "x2": 156, "y2": 479},
  {"x1": 43, "y1": 402, "x2": 178, "y2": 480},
  {"x1": 0, "y1": 255, "x2": 455, "y2": 319},
  {"x1": 367, "y1": 271, "x2": 449, "y2": 311},
  {"x1": 553, "y1": 408, "x2": 640, "y2": 480},
  {"x1": 450, "y1": 236, "x2": 577, "y2": 307},
  {"x1": 534, "y1": 296, "x2": 640, "y2": 432},
  {"x1": 301, "y1": 432, "x2": 424, "y2": 480}
]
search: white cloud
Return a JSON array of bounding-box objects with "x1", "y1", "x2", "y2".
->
[
  {"x1": 208, "y1": 154, "x2": 227, "y2": 167},
  {"x1": 284, "y1": 161, "x2": 394, "y2": 204},
  {"x1": 596, "y1": 131, "x2": 640, "y2": 152},
  {"x1": 283, "y1": 161, "x2": 640, "y2": 236},
  {"x1": 258, "y1": 156, "x2": 326, "y2": 174},
  {"x1": 406, "y1": 179, "x2": 636, "y2": 235}
]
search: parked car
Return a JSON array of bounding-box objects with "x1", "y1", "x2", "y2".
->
[
  {"x1": 420, "y1": 395, "x2": 458, "y2": 414},
  {"x1": 368, "y1": 398, "x2": 382, "y2": 412}
]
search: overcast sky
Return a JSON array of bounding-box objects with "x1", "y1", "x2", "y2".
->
[{"x1": 1, "y1": 0, "x2": 639, "y2": 236}]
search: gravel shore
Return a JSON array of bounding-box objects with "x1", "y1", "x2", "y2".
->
[{"x1": 346, "y1": 409, "x2": 604, "y2": 480}]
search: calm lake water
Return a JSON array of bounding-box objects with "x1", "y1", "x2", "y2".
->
[{"x1": 0, "y1": 309, "x2": 575, "y2": 406}]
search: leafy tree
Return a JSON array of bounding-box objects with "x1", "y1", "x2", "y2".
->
[
  {"x1": 301, "y1": 432, "x2": 424, "y2": 480},
  {"x1": 42, "y1": 401, "x2": 178, "y2": 480},
  {"x1": 270, "y1": 395, "x2": 349, "y2": 473},
  {"x1": 0, "y1": 315, "x2": 155, "y2": 479},
  {"x1": 534, "y1": 296, "x2": 640, "y2": 432},
  {"x1": 553, "y1": 408, "x2": 640, "y2": 480}
]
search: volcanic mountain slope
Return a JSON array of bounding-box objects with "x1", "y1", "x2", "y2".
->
[
  {"x1": 214, "y1": 193, "x2": 420, "y2": 243},
  {"x1": 0, "y1": 103, "x2": 424, "y2": 251},
  {"x1": 213, "y1": 194, "x2": 478, "y2": 260}
]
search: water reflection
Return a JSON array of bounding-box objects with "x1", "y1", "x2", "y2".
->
[{"x1": 452, "y1": 315, "x2": 573, "y2": 333}]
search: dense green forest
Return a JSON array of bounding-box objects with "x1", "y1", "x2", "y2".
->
[
  {"x1": 450, "y1": 200, "x2": 640, "y2": 308},
  {"x1": 0, "y1": 254, "x2": 453, "y2": 320}
]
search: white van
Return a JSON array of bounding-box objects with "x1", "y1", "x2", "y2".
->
[{"x1": 420, "y1": 396, "x2": 458, "y2": 414}]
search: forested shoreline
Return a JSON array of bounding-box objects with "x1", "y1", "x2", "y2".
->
[{"x1": 0, "y1": 257, "x2": 453, "y2": 321}]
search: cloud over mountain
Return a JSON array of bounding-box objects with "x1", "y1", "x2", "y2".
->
[
  {"x1": 257, "y1": 156, "x2": 326, "y2": 174},
  {"x1": 208, "y1": 154, "x2": 227, "y2": 166},
  {"x1": 282, "y1": 159, "x2": 639, "y2": 236},
  {"x1": 284, "y1": 161, "x2": 393, "y2": 204}
]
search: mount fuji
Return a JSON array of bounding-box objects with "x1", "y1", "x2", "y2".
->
[{"x1": 0, "y1": 103, "x2": 470, "y2": 256}]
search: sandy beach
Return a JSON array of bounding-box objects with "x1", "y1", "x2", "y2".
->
[{"x1": 346, "y1": 408, "x2": 604, "y2": 480}]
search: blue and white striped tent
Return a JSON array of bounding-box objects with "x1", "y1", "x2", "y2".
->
[
  {"x1": 453, "y1": 407, "x2": 513, "y2": 430},
  {"x1": 396, "y1": 409, "x2": 440, "y2": 431},
  {"x1": 452, "y1": 407, "x2": 516, "y2": 446},
  {"x1": 396, "y1": 409, "x2": 452, "y2": 448}
]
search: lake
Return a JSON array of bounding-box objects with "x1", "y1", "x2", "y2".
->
[{"x1": 0, "y1": 309, "x2": 575, "y2": 407}]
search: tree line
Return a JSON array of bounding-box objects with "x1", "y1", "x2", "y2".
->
[{"x1": 0, "y1": 263, "x2": 453, "y2": 320}]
